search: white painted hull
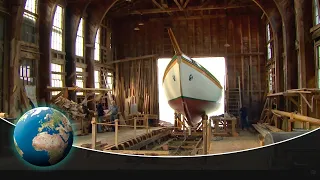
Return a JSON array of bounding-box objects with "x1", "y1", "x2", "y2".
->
[{"x1": 162, "y1": 56, "x2": 222, "y2": 103}]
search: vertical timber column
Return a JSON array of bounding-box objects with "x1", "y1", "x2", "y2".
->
[
  {"x1": 65, "y1": 9, "x2": 79, "y2": 101},
  {"x1": 8, "y1": 2, "x2": 25, "y2": 117},
  {"x1": 294, "y1": 0, "x2": 312, "y2": 129},
  {"x1": 85, "y1": 0, "x2": 118, "y2": 109},
  {"x1": 38, "y1": 1, "x2": 56, "y2": 104},
  {"x1": 85, "y1": 23, "x2": 96, "y2": 110},
  {"x1": 207, "y1": 117, "x2": 211, "y2": 151},
  {"x1": 202, "y1": 114, "x2": 208, "y2": 155}
]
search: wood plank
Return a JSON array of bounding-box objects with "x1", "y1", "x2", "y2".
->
[
  {"x1": 105, "y1": 54, "x2": 158, "y2": 65},
  {"x1": 121, "y1": 5, "x2": 255, "y2": 15},
  {"x1": 127, "y1": 130, "x2": 171, "y2": 150},
  {"x1": 152, "y1": 139, "x2": 174, "y2": 150},
  {"x1": 264, "y1": 124, "x2": 283, "y2": 132},
  {"x1": 105, "y1": 150, "x2": 170, "y2": 155}
]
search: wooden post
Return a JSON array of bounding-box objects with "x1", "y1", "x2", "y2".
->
[
  {"x1": 115, "y1": 119, "x2": 119, "y2": 147},
  {"x1": 207, "y1": 117, "x2": 211, "y2": 151},
  {"x1": 306, "y1": 122, "x2": 310, "y2": 130},
  {"x1": 238, "y1": 76, "x2": 242, "y2": 108},
  {"x1": 91, "y1": 117, "x2": 97, "y2": 149},
  {"x1": 214, "y1": 118, "x2": 219, "y2": 133},
  {"x1": 288, "y1": 117, "x2": 293, "y2": 132},
  {"x1": 202, "y1": 114, "x2": 208, "y2": 155},
  {"x1": 188, "y1": 126, "x2": 191, "y2": 135},
  {"x1": 134, "y1": 117, "x2": 137, "y2": 138},
  {"x1": 181, "y1": 114, "x2": 184, "y2": 131},
  {"x1": 231, "y1": 118, "x2": 238, "y2": 136},
  {"x1": 145, "y1": 115, "x2": 149, "y2": 134},
  {"x1": 80, "y1": 117, "x2": 84, "y2": 135}
]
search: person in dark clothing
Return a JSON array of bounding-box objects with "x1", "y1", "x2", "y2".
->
[
  {"x1": 82, "y1": 103, "x2": 92, "y2": 133},
  {"x1": 82, "y1": 104, "x2": 90, "y2": 118},
  {"x1": 106, "y1": 100, "x2": 119, "y2": 132},
  {"x1": 239, "y1": 106, "x2": 249, "y2": 130},
  {"x1": 96, "y1": 100, "x2": 105, "y2": 133}
]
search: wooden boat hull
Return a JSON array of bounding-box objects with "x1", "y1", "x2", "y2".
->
[{"x1": 162, "y1": 55, "x2": 222, "y2": 126}]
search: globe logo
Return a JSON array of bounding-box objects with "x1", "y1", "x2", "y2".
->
[{"x1": 13, "y1": 107, "x2": 74, "y2": 167}]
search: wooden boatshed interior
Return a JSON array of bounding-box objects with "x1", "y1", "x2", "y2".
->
[{"x1": 0, "y1": 0, "x2": 320, "y2": 156}]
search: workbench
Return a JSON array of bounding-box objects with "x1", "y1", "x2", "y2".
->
[{"x1": 210, "y1": 116, "x2": 239, "y2": 137}]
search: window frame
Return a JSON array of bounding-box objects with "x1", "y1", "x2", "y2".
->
[
  {"x1": 75, "y1": 67, "x2": 85, "y2": 95},
  {"x1": 94, "y1": 28, "x2": 101, "y2": 61},
  {"x1": 266, "y1": 22, "x2": 275, "y2": 93},
  {"x1": 19, "y1": 58, "x2": 36, "y2": 86},
  {"x1": 94, "y1": 69, "x2": 100, "y2": 89},
  {"x1": 315, "y1": 41, "x2": 320, "y2": 88},
  {"x1": 313, "y1": 0, "x2": 320, "y2": 26},
  {"x1": 75, "y1": 18, "x2": 84, "y2": 57},
  {"x1": 266, "y1": 23, "x2": 273, "y2": 61},
  {"x1": 50, "y1": 63, "x2": 65, "y2": 96},
  {"x1": 51, "y1": 4, "x2": 65, "y2": 52},
  {"x1": 23, "y1": 0, "x2": 38, "y2": 21},
  {"x1": 22, "y1": 0, "x2": 39, "y2": 44}
]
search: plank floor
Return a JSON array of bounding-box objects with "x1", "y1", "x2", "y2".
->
[
  {"x1": 74, "y1": 127, "x2": 165, "y2": 147},
  {"x1": 209, "y1": 129, "x2": 260, "y2": 154}
]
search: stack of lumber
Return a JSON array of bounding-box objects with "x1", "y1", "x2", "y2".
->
[
  {"x1": 51, "y1": 96, "x2": 86, "y2": 121},
  {"x1": 252, "y1": 123, "x2": 283, "y2": 135},
  {"x1": 114, "y1": 55, "x2": 159, "y2": 118}
]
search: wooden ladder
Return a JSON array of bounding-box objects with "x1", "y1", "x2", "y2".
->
[{"x1": 226, "y1": 76, "x2": 242, "y2": 117}]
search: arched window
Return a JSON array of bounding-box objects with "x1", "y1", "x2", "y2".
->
[
  {"x1": 51, "y1": 5, "x2": 64, "y2": 51},
  {"x1": 266, "y1": 23, "x2": 275, "y2": 93},
  {"x1": 76, "y1": 18, "x2": 84, "y2": 57},
  {"x1": 94, "y1": 28, "x2": 101, "y2": 61},
  {"x1": 313, "y1": 0, "x2": 320, "y2": 26}
]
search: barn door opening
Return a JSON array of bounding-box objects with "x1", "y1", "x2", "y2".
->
[{"x1": 157, "y1": 57, "x2": 226, "y2": 124}]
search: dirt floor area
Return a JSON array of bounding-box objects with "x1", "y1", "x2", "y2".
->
[{"x1": 209, "y1": 129, "x2": 261, "y2": 154}]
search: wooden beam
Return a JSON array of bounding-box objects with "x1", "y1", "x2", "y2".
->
[
  {"x1": 169, "y1": 145, "x2": 194, "y2": 149},
  {"x1": 183, "y1": 0, "x2": 190, "y2": 8},
  {"x1": 264, "y1": 124, "x2": 283, "y2": 132},
  {"x1": 190, "y1": 52, "x2": 264, "y2": 57},
  {"x1": 106, "y1": 54, "x2": 158, "y2": 65},
  {"x1": 152, "y1": 139, "x2": 174, "y2": 150},
  {"x1": 46, "y1": 86, "x2": 112, "y2": 92},
  {"x1": 252, "y1": 124, "x2": 269, "y2": 137},
  {"x1": 148, "y1": 14, "x2": 226, "y2": 21},
  {"x1": 272, "y1": 110, "x2": 320, "y2": 125},
  {"x1": 174, "y1": 0, "x2": 183, "y2": 10},
  {"x1": 127, "y1": 130, "x2": 171, "y2": 150},
  {"x1": 105, "y1": 150, "x2": 170, "y2": 155},
  {"x1": 168, "y1": 28, "x2": 183, "y2": 55},
  {"x1": 122, "y1": 5, "x2": 254, "y2": 15},
  {"x1": 287, "y1": 96, "x2": 299, "y2": 107},
  {"x1": 151, "y1": 0, "x2": 173, "y2": 16}
]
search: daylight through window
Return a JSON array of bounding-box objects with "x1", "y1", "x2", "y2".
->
[
  {"x1": 76, "y1": 67, "x2": 84, "y2": 95},
  {"x1": 76, "y1": 18, "x2": 84, "y2": 57},
  {"x1": 94, "y1": 70, "x2": 100, "y2": 89},
  {"x1": 94, "y1": 28, "x2": 101, "y2": 61},
  {"x1": 23, "y1": 0, "x2": 37, "y2": 21},
  {"x1": 266, "y1": 23, "x2": 272, "y2": 60},
  {"x1": 314, "y1": 0, "x2": 320, "y2": 25},
  {"x1": 51, "y1": 63, "x2": 63, "y2": 96},
  {"x1": 51, "y1": 5, "x2": 64, "y2": 51}
]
